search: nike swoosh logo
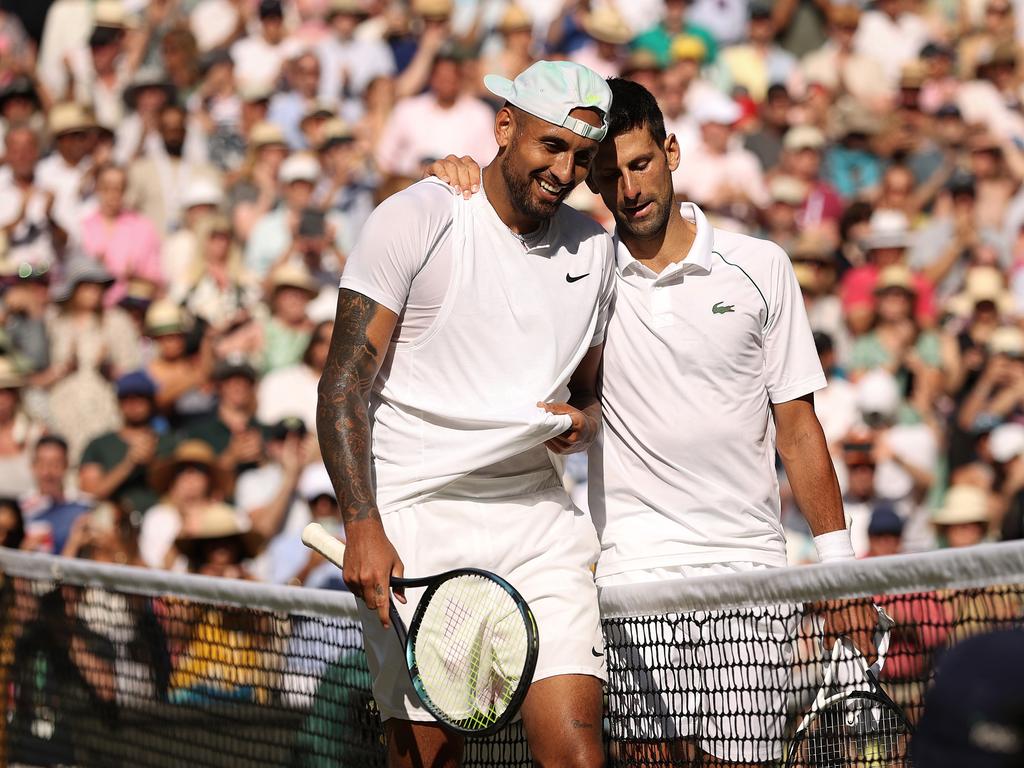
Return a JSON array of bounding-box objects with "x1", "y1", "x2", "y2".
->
[
  {"x1": 566, "y1": 273, "x2": 590, "y2": 283},
  {"x1": 591, "y1": 646, "x2": 603, "y2": 657}
]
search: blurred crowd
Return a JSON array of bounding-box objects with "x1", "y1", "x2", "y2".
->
[{"x1": 0, "y1": 0, "x2": 1023, "y2": 582}]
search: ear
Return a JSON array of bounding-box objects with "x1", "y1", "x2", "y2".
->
[
  {"x1": 664, "y1": 133, "x2": 681, "y2": 173},
  {"x1": 494, "y1": 107, "x2": 515, "y2": 150}
]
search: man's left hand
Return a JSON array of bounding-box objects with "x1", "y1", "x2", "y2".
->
[
  {"x1": 538, "y1": 401, "x2": 598, "y2": 454},
  {"x1": 817, "y1": 597, "x2": 880, "y2": 666}
]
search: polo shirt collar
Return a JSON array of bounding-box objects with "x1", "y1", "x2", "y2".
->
[{"x1": 614, "y1": 202, "x2": 714, "y2": 277}]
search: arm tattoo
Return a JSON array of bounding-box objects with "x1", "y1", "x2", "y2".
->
[{"x1": 317, "y1": 289, "x2": 384, "y2": 526}]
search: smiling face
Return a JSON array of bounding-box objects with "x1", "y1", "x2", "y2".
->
[
  {"x1": 590, "y1": 125, "x2": 679, "y2": 240},
  {"x1": 496, "y1": 106, "x2": 602, "y2": 223}
]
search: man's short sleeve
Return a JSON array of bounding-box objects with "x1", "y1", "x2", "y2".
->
[
  {"x1": 764, "y1": 244, "x2": 827, "y2": 403},
  {"x1": 338, "y1": 180, "x2": 455, "y2": 314}
]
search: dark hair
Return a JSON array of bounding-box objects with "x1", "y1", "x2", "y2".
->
[
  {"x1": 0, "y1": 496, "x2": 24, "y2": 549},
  {"x1": 303, "y1": 319, "x2": 334, "y2": 367},
  {"x1": 606, "y1": 78, "x2": 666, "y2": 145},
  {"x1": 35, "y1": 434, "x2": 69, "y2": 458}
]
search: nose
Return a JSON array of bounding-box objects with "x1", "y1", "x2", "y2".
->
[
  {"x1": 550, "y1": 152, "x2": 575, "y2": 186},
  {"x1": 621, "y1": 171, "x2": 641, "y2": 202}
]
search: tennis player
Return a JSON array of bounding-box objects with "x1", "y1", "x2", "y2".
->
[
  {"x1": 317, "y1": 60, "x2": 615, "y2": 768},
  {"x1": 429, "y1": 78, "x2": 878, "y2": 767}
]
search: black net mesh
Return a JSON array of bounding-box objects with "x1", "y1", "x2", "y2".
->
[{"x1": 1, "y1": 552, "x2": 1022, "y2": 767}]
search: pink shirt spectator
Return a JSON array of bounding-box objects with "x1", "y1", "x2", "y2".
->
[
  {"x1": 840, "y1": 264, "x2": 937, "y2": 325},
  {"x1": 672, "y1": 141, "x2": 770, "y2": 208},
  {"x1": 81, "y1": 210, "x2": 164, "y2": 307},
  {"x1": 375, "y1": 94, "x2": 498, "y2": 179}
]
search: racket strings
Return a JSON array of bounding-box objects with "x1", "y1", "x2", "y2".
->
[
  {"x1": 413, "y1": 574, "x2": 528, "y2": 730},
  {"x1": 794, "y1": 695, "x2": 909, "y2": 767}
]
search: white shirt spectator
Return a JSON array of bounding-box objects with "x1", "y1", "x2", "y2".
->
[
  {"x1": 35, "y1": 153, "x2": 91, "y2": 245},
  {"x1": 317, "y1": 34, "x2": 395, "y2": 108},
  {"x1": 375, "y1": 94, "x2": 498, "y2": 179},
  {"x1": 257, "y1": 363, "x2": 320, "y2": 433},
  {"x1": 686, "y1": 0, "x2": 750, "y2": 45},
  {"x1": 235, "y1": 463, "x2": 310, "y2": 582},
  {"x1": 0, "y1": 167, "x2": 55, "y2": 269},
  {"x1": 853, "y1": 7, "x2": 929, "y2": 88},
  {"x1": 672, "y1": 140, "x2": 770, "y2": 208},
  {"x1": 230, "y1": 33, "x2": 304, "y2": 92}
]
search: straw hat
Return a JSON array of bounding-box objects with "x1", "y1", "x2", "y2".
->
[
  {"x1": 791, "y1": 232, "x2": 834, "y2": 263},
  {"x1": 50, "y1": 257, "x2": 114, "y2": 303},
  {"x1": 899, "y1": 60, "x2": 927, "y2": 89},
  {"x1": 932, "y1": 485, "x2": 990, "y2": 527},
  {"x1": 300, "y1": 101, "x2": 337, "y2": 125},
  {"x1": 119, "y1": 278, "x2": 158, "y2": 309},
  {"x1": 144, "y1": 300, "x2": 191, "y2": 337},
  {"x1": 769, "y1": 175, "x2": 807, "y2": 205},
  {"x1": 875, "y1": 264, "x2": 916, "y2": 294},
  {"x1": 988, "y1": 326, "x2": 1024, "y2": 357},
  {"x1": 317, "y1": 118, "x2": 355, "y2": 151},
  {"x1": 94, "y1": 0, "x2": 130, "y2": 29},
  {"x1": 0, "y1": 357, "x2": 25, "y2": 390},
  {"x1": 174, "y1": 502, "x2": 263, "y2": 561},
  {"x1": 48, "y1": 102, "x2": 96, "y2": 137},
  {"x1": 327, "y1": 0, "x2": 368, "y2": 17},
  {"x1": 412, "y1": 0, "x2": 453, "y2": 18},
  {"x1": 582, "y1": 7, "x2": 632, "y2": 45},
  {"x1": 622, "y1": 49, "x2": 662, "y2": 76},
  {"x1": 783, "y1": 125, "x2": 826, "y2": 152},
  {"x1": 268, "y1": 262, "x2": 319, "y2": 297},
  {"x1": 498, "y1": 4, "x2": 532, "y2": 33},
  {"x1": 953, "y1": 266, "x2": 1013, "y2": 315},
  {"x1": 181, "y1": 177, "x2": 224, "y2": 210},
  {"x1": 149, "y1": 440, "x2": 232, "y2": 496},
  {"x1": 249, "y1": 121, "x2": 288, "y2": 149}
]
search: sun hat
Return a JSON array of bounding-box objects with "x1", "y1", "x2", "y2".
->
[
  {"x1": 497, "y1": 4, "x2": 532, "y2": 33},
  {"x1": 144, "y1": 299, "x2": 191, "y2": 337},
  {"x1": 670, "y1": 35, "x2": 708, "y2": 63},
  {"x1": 317, "y1": 118, "x2": 355, "y2": 151},
  {"x1": 48, "y1": 102, "x2": 96, "y2": 137},
  {"x1": 989, "y1": 422, "x2": 1024, "y2": 463},
  {"x1": 691, "y1": 95, "x2": 742, "y2": 126},
  {"x1": 299, "y1": 463, "x2": 336, "y2": 502},
  {"x1": 268, "y1": 262, "x2": 319, "y2": 297},
  {"x1": 769, "y1": 175, "x2": 807, "y2": 205},
  {"x1": 931, "y1": 484, "x2": 990, "y2": 526},
  {"x1": 621, "y1": 49, "x2": 662, "y2": 76},
  {"x1": 952, "y1": 266, "x2": 1013, "y2": 315},
  {"x1": 279, "y1": 152, "x2": 321, "y2": 184},
  {"x1": 484, "y1": 60, "x2": 612, "y2": 142},
  {"x1": 874, "y1": 264, "x2": 916, "y2": 294},
  {"x1": 989, "y1": 326, "x2": 1024, "y2": 357},
  {"x1": 855, "y1": 369, "x2": 902, "y2": 421},
  {"x1": 212, "y1": 354, "x2": 258, "y2": 382},
  {"x1": 861, "y1": 210, "x2": 914, "y2": 251},
  {"x1": 250, "y1": 121, "x2": 288, "y2": 149},
  {"x1": 0, "y1": 357, "x2": 25, "y2": 390},
  {"x1": 412, "y1": 0, "x2": 453, "y2": 18},
  {"x1": 149, "y1": 440, "x2": 232, "y2": 496},
  {"x1": 50, "y1": 256, "x2": 114, "y2": 304},
  {"x1": 326, "y1": 0, "x2": 368, "y2": 18},
  {"x1": 783, "y1": 125, "x2": 826, "y2": 152},
  {"x1": 123, "y1": 66, "x2": 176, "y2": 109},
  {"x1": 174, "y1": 502, "x2": 262, "y2": 561},
  {"x1": 581, "y1": 6, "x2": 632, "y2": 45},
  {"x1": 181, "y1": 177, "x2": 224, "y2": 210}
]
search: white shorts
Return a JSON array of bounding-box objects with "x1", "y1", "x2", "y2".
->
[
  {"x1": 598, "y1": 563, "x2": 799, "y2": 764},
  {"x1": 358, "y1": 485, "x2": 605, "y2": 722}
]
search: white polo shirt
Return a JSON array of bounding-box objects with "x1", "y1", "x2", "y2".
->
[{"x1": 590, "y1": 203, "x2": 826, "y2": 577}]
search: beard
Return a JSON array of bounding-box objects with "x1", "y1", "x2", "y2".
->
[
  {"x1": 500, "y1": 147, "x2": 565, "y2": 223},
  {"x1": 614, "y1": 181, "x2": 675, "y2": 241},
  {"x1": 164, "y1": 139, "x2": 185, "y2": 158}
]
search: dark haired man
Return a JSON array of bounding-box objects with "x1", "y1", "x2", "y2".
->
[
  {"x1": 21, "y1": 435, "x2": 93, "y2": 554},
  {"x1": 318, "y1": 60, "x2": 615, "y2": 768},
  {"x1": 431, "y1": 77, "x2": 873, "y2": 767}
]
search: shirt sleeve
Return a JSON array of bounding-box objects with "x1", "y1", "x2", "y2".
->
[
  {"x1": 763, "y1": 244, "x2": 827, "y2": 404},
  {"x1": 338, "y1": 180, "x2": 455, "y2": 315}
]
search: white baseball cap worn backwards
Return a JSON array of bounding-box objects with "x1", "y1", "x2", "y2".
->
[{"x1": 484, "y1": 60, "x2": 613, "y2": 142}]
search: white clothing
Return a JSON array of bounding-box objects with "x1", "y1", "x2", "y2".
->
[
  {"x1": 138, "y1": 503, "x2": 183, "y2": 571},
  {"x1": 815, "y1": 375, "x2": 859, "y2": 450},
  {"x1": 0, "y1": 168, "x2": 55, "y2": 269},
  {"x1": 686, "y1": 0, "x2": 750, "y2": 45},
  {"x1": 874, "y1": 423, "x2": 938, "y2": 502},
  {"x1": 590, "y1": 203, "x2": 826, "y2": 577},
  {"x1": 853, "y1": 10, "x2": 929, "y2": 88},
  {"x1": 37, "y1": 0, "x2": 91, "y2": 99},
  {"x1": 340, "y1": 178, "x2": 615, "y2": 512},
  {"x1": 230, "y1": 34, "x2": 304, "y2": 92},
  {"x1": 235, "y1": 463, "x2": 310, "y2": 583},
  {"x1": 317, "y1": 35, "x2": 395, "y2": 103},
  {"x1": 257, "y1": 364, "x2": 321, "y2": 433},
  {"x1": 672, "y1": 142, "x2": 770, "y2": 207},
  {"x1": 359, "y1": 486, "x2": 605, "y2": 721},
  {"x1": 374, "y1": 95, "x2": 497, "y2": 179},
  {"x1": 36, "y1": 154, "x2": 90, "y2": 244},
  {"x1": 599, "y1": 562, "x2": 798, "y2": 763}
]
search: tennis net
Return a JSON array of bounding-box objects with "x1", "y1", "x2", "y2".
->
[{"x1": 0, "y1": 542, "x2": 1022, "y2": 767}]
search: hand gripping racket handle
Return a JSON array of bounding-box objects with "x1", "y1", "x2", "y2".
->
[{"x1": 301, "y1": 522, "x2": 409, "y2": 643}]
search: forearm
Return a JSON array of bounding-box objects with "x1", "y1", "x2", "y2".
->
[
  {"x1": 248, "y1": 472, "x2": 300, "y2": 540},
  {"x1": 777, "y1": 413, "x2": 845, "y2": 535},
  {"x1": 80, "y1": 457, "x2": 137, "y2": 501}
]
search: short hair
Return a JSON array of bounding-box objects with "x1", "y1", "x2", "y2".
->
[
  {"x1": 606, "y1": 78, "x2": 667, "y2": 145},
  {"x1": 35, "y1": 434, "x2": 69, "y2": 457}
]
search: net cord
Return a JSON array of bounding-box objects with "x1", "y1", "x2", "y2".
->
[
  {"x1": 0, "y1": 548, "x2": 359, "y2": 619},
  {"x1": 598, "y1": 540, "x2": 1024, "y2": 618}
]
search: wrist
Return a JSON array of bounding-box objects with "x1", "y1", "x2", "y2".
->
[{"x1": 814, "y1": 529, "x2": 855, "y2": 562}]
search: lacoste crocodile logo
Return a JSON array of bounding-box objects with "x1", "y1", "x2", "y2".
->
[{"x1": 712, "y1": 301, "x2": 736, "y2": 315}]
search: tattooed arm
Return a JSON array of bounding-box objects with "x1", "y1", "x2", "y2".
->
[{"x1": 317, "y1": 288, "x2": 405, "y2": 628}]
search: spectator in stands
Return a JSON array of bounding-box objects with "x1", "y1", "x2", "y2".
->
[
  {"x1": 719, "y1": 3, "x2": 798, "y2": 103},
  {"x1": 115, "y1": 67, "x2": 178, "y2": 165},
  {"x1": 142, "y1": 301, "x2": 215, "y2": 422},
  {"x1": 47, "y1": 258, "x2": 141, "y2": 462},
  {"x1": 853, "y1": 0, "x2": 929, "y2": 89},
  {"x1": 958, "y1": 326, "x2": 1024, "y2": 438},
  {"x1": 633, "y1": 0, "x2": 717, "y2": 67},
  {"x1": 175, "y1": 501, "x2": 263, "y2": 578},
  {"x1": 743, "y1": 83, "x2": 792, "y2": 172},
  {"x1": 226, "y1": 120, "x2": 289, "y2": 241},
  {"x1": 236, "y1": 416, "x2": 308, "y2": 581},
  {"x1": 865, "y1": 503, "x2": 905, "y2": 557},
  {"x1": 987, "y1": 422, "x2": 1024, "y2": 539},
  {"x1": 274, "y1": 462, "x2": 346, "y2": 587},
  {"x1": 230, "y1": 0, "x2": 302, "y2": 93},
  {"x1": 811, "y1": 331, "x2": 858, "y2": 452},
  {"x1": 0, "y1": 496, "x2": 24, "y2": 549},
  {"x1": 258, "y1": 319, "x2": 331, "y2": 433},
  {"x1": 0, "y1": 357, "x2": 42, "y2": 497},
  {"x1": 181, "y1": 355, "x2": 265, "y2": 480},
  {"x1": 374, "y1": 53, "x2": 497, "y2": 183},
  {"x1": 35, "y1": 102, "x2": 98, "y2": 244},
  {"x1": 81, "y1": 163, "x2": 164, "y2": 307},
  {"x1": 161, "y1": 177, "x2": 224, "y2": 296},
  {"x1": 801, "y1": 5, "x2": 890, "y2": 110},
  {"x1": 0, "y1": 125, "x2": 61, "y2": 270},
  {"x1": 268, "y1": 51, "x2": 327, "y2": 149},
  {"x1": 317, "y1": 0, "x2": 395, "y2": 118},
  {"x1": 140, "y1": 439, "x2": 235, "y2": 571},
  {"x1": 79, "y1": 370, "x2": 166, "y2": 516},
  {"x1": 20, "y1": 435, "x2": 92, "y2": 554},
  {"x1": 933, "y1": 483, "x2": 994, "y2": 548},
  {"x1": 315, "y1": 119, "x2": 373, "y2": 253}
]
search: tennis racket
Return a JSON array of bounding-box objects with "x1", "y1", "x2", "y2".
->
[
  {"x1": 785, "y1": 615, "x2": 912, "y2": 768},
  {"x1": 301, "y1": 522, "x2": 539, "y2": 736}
]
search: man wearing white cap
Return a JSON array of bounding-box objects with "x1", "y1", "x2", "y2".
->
[
  {"x1": 318, "y1": 60, "x2": 615, "y2": 766},
  {"x1": 671, "y1": 94, "x2": 769, "y2": 211}
]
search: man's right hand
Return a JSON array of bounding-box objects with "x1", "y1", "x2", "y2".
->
[
  {"x1": 424, "y1": 154, "x2": 481, "y2": 199},
  {"x1": 343, "y1": 518, "x2": 406, "y2": 628}
]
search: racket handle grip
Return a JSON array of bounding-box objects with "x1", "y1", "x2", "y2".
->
[{"x1": 301, "y1": 522, "x2": 347, "y2": 568}]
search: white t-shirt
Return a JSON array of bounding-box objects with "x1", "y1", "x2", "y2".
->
[
  {"x1": 339, "y1": 178, "x2": 615, "y2": 511},
  {"x1": 590, "y1": 203, "x2": 826, "y2": 576}
]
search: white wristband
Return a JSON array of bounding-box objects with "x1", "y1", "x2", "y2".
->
[{"x1": 814, "y1": 529, "x2": 856, "y2": 562}]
